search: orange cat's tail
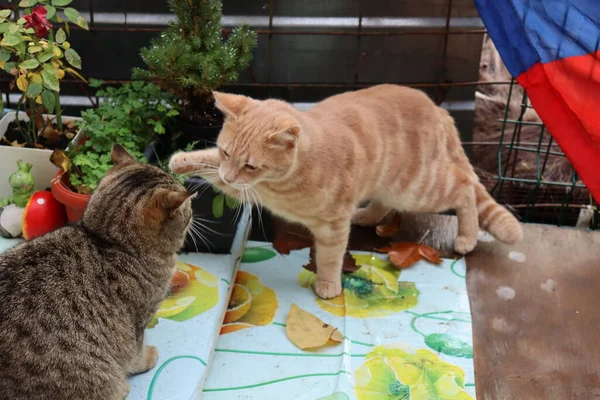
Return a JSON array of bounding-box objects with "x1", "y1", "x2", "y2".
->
[{"x1": 475, "y1": 183, "x2": 523, "y2": 244}]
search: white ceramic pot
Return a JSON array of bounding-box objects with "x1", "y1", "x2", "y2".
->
[{"x1": 0, "y1": 111, "x2": 83, "y2": 199}]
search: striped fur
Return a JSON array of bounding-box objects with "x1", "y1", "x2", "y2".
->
[
  {"x1": 0, "y1": 145, "x2": 193, "y2": 399},
  {"x1": 170, "y1": 85, "x2": 523, "y2": 299}
]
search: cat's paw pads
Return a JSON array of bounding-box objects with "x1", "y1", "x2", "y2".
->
[
  {"x1": 144, "y1": 345, "x2": 159, "y2": 370},
  {"x1": 454, "y1": 235, "x2": 477, "y2": 255},
  {"x1": 351, "y1": 209, "x2": 381, "y2": 227},
  {"x1": 315, "y1": 279, "x2": 342, "y2": 299}
]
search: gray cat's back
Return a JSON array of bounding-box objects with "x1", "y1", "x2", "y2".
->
[{"x1": 0, "y1": 226, "x2": 137, "y2": 398}]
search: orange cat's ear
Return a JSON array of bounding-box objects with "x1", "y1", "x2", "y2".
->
[
  {"x1": 111, "y1": 144, "x2": 137, "y2": 165},
  {"x1": 268, "y1": 125, "x2": 300, "y2": 149},
  {"x1": 213, "y1": 91, "x2": 252, "y2": 119}
]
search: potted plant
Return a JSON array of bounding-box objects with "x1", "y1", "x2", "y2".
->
[
  {"x1": 0, "y1": 1, "x2": 88, "y2": 197},
  {"x1": 133, "y1": 0, "x2": 257, "y2": 151},
  {"x1": 50, "y1": 80, "x2": 180, "y2": 221},
  {"x1": 134, "y1": 0, "x2": 256, "y2": 254}
]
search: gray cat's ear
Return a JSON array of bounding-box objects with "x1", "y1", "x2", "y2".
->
[
  {"x1": 213, "y1": 91, "x2": 253, "y2": 119},
  {"x1": 152, "y1": 189, "x2": 194, "y2": 216},
  {"x1": 111, "y1": 144, "x2": 137, "y2": 165},
  {"x1": 268, "y1": 125, "x2": 300, "y2": 149}
]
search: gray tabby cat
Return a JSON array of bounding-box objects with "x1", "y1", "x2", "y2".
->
[{"x1": 0, "y1": 145, "x2": 194, "y2": 399}]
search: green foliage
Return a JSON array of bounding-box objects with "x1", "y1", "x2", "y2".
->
[
  {"x1": 1, "y1": 0, "x2": 88, "y2": 145},
  {"x1": 67, "y1": 81, "x2": 180, "y2": 194},
  {"x1": 133, "y1": 0, "x2": 257, "y2": 121}
]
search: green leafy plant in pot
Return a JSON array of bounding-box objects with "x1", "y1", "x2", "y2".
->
[
  {"x1": 133, "y1": 0, "x2": 257, "y2": 150},
  {"x1": 134, "y1": 0, "x2": 256, "y2": 253},
  {"x1": 50, "y1": 80, "x2": 180, "y2": 221},
  {"x1": 0, "y1": 0, "x2": 88, "y2": 149}
]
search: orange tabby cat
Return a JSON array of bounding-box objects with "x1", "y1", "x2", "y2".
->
[{"x1": 169, "y1": 84, "x2": 523, "y2": 299}]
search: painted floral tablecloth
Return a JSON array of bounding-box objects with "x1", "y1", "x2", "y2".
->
[{"x1": 202, "y1": 241, "x2": 476, "y2": 400}]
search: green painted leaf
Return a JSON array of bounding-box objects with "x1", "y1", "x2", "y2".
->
[
  {"x1": 18, "y1": 0, "x2": 38, "y2": 7},
  {"x1": 352, "y1": 253, "x2": 394, "y2": 269},
  {"x1": 20, "y1": 58, "x2": 39, "y2": 69},
  {"x1": 52, "y1": 0, "x2": 72, "y2": 6},
  {"x1": 64, "y1": 48, "x2": 80, "y2": 68},
  {"x1": 317, "y1": 393, "x2": 351, "y2": 400},
  {"x1": 389, "y1": 382, "x2": 411, "y2": 399},
  {"x1": 212, "y1": 194, "x2": 224, "y2": 218},
  {"x1": 0, "y1": 23, "x2": 10, "y2": 34},
  {"x1": 225, "y1": 195, "x2": 238, "y2": 209},
  {"x1": 0, "y1": 49, "x2": 10, "y2": 62},
  {"x1": 8, "y1": 24, "x2": 19, "y2": 34},
  {"x1": 64, "y1": 7, "x2": 88, "y2": 30},
  {"x1": 41, "y1": 89, "x2": 56, "y2": 112},
  {"x1": 45, "y1": 5, "x2": 56, "y2": 20},
  {"x1": 55, "y1": 28, "x2": 66, "y2": 44},
  {"x1": 0, "y1": 10, "x2": 11, "y2": 19},
  {"x1": 42, "y1": 68, "x2": 59, "y2": 91},
  {"x1": 27, "y1": 82, "x2": 43, "y2": 97},
  {"x1": 424, "y1": 333, "x2": 473, "y2": 358},
  {"x1": 1, "y1": 33, "x2": 22, "y2": 46},
  {"x1": 241, "y1": 247, "x2": 276, "y2": 263}
]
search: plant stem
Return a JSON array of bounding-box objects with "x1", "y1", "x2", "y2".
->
[
  {"x1": 28, "y1": 97, "x2": 37, "y2": 145},
  {"x1": 54, "y1": 91, "x2": 63, "y2": 131}
]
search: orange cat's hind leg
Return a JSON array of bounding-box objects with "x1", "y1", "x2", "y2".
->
[
  {"x1": 454, "y1": 185, "x2": 479, "y2": 254},
  {"x1": 351, "y1": 200, "x2": 391, "y2": 227}
]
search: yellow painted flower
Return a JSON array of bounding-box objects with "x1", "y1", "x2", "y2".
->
[
  {"x1": 148, "y1": 262, "x2": 219, "y2": 328},
  {"x1": 298, "y1": 254, "x2": 418, "y2": 318},
  {"x1": 220, "y1": 270, "x2": 278, "y2": 334},
  {"x1": 355, "y1": 343, "x2": 474, "y2": 400}
]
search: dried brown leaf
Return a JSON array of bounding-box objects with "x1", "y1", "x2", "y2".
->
[
  {"x1": 375, "y1": 212, "x2": 402, "y2": 238},
  {"x1": 49, "y1": 149, "x2": 69, "y2": 174},
  {"x1": 286, "y1": 304, "x2": 343, "y2": 350},
  {"x1": 273, "y1": 235, "x2": 311, "y2": 255},
  {"x1": 303, "y1": 246, "x2": 359, "y2": 273},
  {"x1": 377, "y1": 241, "x2": 443, "y2": 269}
]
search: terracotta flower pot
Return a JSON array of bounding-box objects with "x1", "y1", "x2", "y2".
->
[{"x1": 51, "y1": 172, "x2": 90, "y2": 223}]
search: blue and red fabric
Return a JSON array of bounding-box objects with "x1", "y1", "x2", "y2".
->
[{"x1": 474, "y1": 0, "x2": 600, "y2": 201}]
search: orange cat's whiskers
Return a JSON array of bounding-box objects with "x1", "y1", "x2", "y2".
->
[{"x1": 187, "y1": 220, "x2": 213, "y2": 251}]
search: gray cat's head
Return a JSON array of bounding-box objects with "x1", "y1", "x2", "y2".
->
[{"x1": 83, "y1": 145, "x2": 194, "y2": 254}]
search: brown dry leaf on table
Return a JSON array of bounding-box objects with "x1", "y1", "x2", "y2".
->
[
  {"x1": 303, "y1": 246, "x2": 360, "y2": 273},
  {"x1": 375, "y1": 212, "x2": 402, "y2": 238},
  {"x1": 286, "y1": 304, "x2": 343, "y2": 350},
  {"x1": 375, "y1": 241, "x2": 443, "y2": 269},
  {"x1": 273, "y1": 235, "x2": 312, "y2": 255}
]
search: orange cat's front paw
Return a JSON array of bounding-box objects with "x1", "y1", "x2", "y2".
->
[
  {"x1": 315, "y1": 279, "x2": 342, "y2": 299},
  {"x1": 454, "y1": 235, "x2": 477, "y2": 255}
]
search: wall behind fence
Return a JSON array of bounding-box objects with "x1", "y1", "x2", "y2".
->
[{"x1": 1, "y1": 0, "x2": 486, "y2": 140}]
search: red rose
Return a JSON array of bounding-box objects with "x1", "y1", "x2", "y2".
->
[{"x1": 24, "y1": 6, "x2": 52, "y2": 39}]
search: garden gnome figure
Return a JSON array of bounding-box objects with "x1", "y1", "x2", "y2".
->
[{"x1": 0, "y1": 160, "x2": 35, "y2": 238}]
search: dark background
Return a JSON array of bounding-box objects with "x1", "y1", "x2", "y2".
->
[{"x1": 1, "y1": 0, "x2": 486, "y2": 241}]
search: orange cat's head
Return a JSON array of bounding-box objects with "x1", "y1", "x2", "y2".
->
[{"x1": 212, "y1": 92, "x2": 301, "y2": 187}]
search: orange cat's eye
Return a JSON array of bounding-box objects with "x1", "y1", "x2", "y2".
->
[
  {"x1": 245, "y1": 164, "x2": 258, "y2": 171},
  {"x1": 220, "y1": 148, "x2": 230, "y2": 159}
]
